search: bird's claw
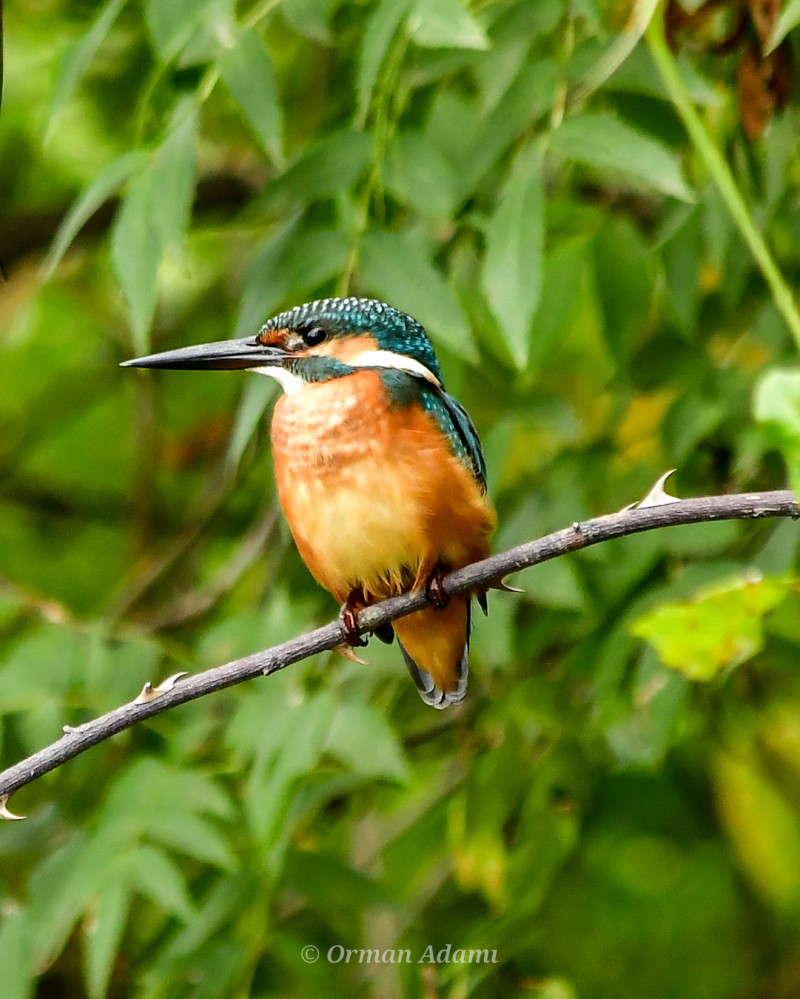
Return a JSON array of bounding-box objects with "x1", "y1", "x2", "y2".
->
[
  {"x1": 425, "y1": 566, "x2": 450, "y2": 609},
  {"x1": 339, "y1": 593, "x2": 368, "y2": 647}
]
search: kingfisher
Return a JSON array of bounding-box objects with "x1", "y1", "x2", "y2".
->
[{"x1": 122, "y1": 297, "x2": 496, "y2": 708}]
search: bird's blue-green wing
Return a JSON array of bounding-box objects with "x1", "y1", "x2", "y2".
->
[
  {"x1": 420, "y1": 386, "x2": 488, "y2": 492},
  {"x1": 377, "y1": 368, "x2": 488, "y2": 491}
]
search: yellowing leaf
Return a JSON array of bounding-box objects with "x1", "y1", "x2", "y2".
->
[
  {"x1": 614, "y1": 389, "x2": 676, "y2": 465},
  {"x1": 631, "y1": 576, "x2": 793, "y2": 681},
  {"x1": 713, "y1": 750, "x2": 800, "y2": 912}
]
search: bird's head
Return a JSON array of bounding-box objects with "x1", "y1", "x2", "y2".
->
[{"x1": 122, "y1": 297, "x2": 444, "y2": 392}]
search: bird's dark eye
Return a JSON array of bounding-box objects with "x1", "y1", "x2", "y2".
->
[{"x1": 303, "y1": 326, "x2": 328, "y2": 347}]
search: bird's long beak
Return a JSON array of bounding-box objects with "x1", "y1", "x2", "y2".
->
[{"x1": 121, "y1": 337, "x2": 287, "y2": 371}]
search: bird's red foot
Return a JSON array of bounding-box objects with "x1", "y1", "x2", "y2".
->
[
  {"x1": 339, "y1": 589, "x2": 369, "y2": 647},
  {"x1": 425, "y1": 565, "x2": 450, "y2": 609}
]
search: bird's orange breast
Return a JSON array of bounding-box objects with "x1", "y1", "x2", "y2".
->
[{"x1": 269, "y1": 370, "x2": 495, "y2": 604}]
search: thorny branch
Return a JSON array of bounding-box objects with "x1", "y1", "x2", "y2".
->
[{"x1": 0, "y1": 487, "x2": 797, "y2": 811}]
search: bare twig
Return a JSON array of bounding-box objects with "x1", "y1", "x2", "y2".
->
[{"x1": 0, "y1": 488, "x2": 796, "y2": 802}]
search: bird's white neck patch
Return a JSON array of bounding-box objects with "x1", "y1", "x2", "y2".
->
[
  {"x1": 253, "y1": 366, "x2": 304, "y2": 394},
  {"x1": 253, "y1": 350, "x2": 440, "y2": 395},
  {"x1": 347, "y1": 349, "x2": 441, "y2": 387}
]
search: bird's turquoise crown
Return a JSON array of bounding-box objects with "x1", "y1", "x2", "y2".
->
[{"x1": 260, "y1": 297, "x2": 445, "y2": 386}]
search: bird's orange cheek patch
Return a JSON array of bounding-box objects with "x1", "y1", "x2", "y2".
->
[
  {"x1": 257, "y1": 327, "x2": 291, "y2": 348},
  {"x1": 313, "y1": 333, "x2": 378, "y2": 362}
]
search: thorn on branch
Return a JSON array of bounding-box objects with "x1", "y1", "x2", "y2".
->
[
  {"x1": 0, "y1": 488, "x2": 796, "y2": 802},
  {"x1": 134, "y1": 672, "x2": 188, "y2": 704},
  {"x1": 621, "y1": 469, "x2": 680, "y2": 511},
  {"x1": 334, "y1": 643, "x2": 369, "y2": 665},
  {"x1": 0, "y1": 794, "x2": 25, "y2": 821}
]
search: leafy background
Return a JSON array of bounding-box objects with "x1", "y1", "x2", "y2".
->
[{"x1": 2, "y1": 0, "x2": 800, "y2": 996}]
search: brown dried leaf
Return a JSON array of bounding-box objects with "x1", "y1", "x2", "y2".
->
[{"x1": 748, "y1": 0, "x2": 780, "y2": 44}]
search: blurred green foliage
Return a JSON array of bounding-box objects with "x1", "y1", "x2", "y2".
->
[{"x1": 1, "y1": 0, "x2": 800, "y2": 996}]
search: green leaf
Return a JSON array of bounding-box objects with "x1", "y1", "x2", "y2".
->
[
  {"x1": 110, "y1": 167, "x2": 160, "y2": 353},
  {"x1": 360, "y1": 229, "x2": 477, "y2": 362},
  {"x1": 410, "y1": 0, "x2": 489, "y2": 49},
  {"x1": 767, "y1": 0, "x2": 800, "y2": 52},
  {"x1": 151, "y1": 806, "x2": 236, "y2": 868},
  {"x1": 459, "y1": 59, "x2": 557, "y2": 199},
  {"x1": 325, "y1": 701, "x2": 410, "y2": 782},
  {"x1": 46, "y1": 0, "x2": 129, "y2": 139},
  {"x1": 357, "y1": 0, "x2": 412, "y2": 125},
  {"x1": 0, "y1": 907, "x2": 33, "y2": 999},
  {"x1": 260, "y1": 129, "x2": 371, "y2": 208},
  {"x1": 474, "y1": 34, "x2": 531, "y2": 117},
  {"x1": 42, "y1": 151, "x2": 146, "y2": 278},
  {"x1": 234, "y1": 225, "x2": 349, "y2": 337},
  {"x1": 754, "y1": 368, "x2": 800, "y2": 493},
  {"x1": 607, "y1": 46, "x2": 721, "y2": 107},
  {"x1": 151, "y1": 874, "x2": 252, "y2": 964},
  {"x1": 550, "y1": 113, "x2": 695, "y2": 201},
  {"x1": 284, "y1": 850, "x2": 392, "y2": 911},
  {"x1": 606, "y1": 650, "x2": 689, "y2": 767},
  {"x1": 754, "y1": 368, "x2": 800, "y2": 435},
  {"x1": 386, "y1": 131, "x2": 458, "y2": 220},
  {"x1": 280, "y1": 0, "x2": 341, "y2": 41},
  {"x1": 246, "y1": 689, "x2": 336, "y2": 845},
  {"x1": 129, "y1": 846, "x2": 194, "y2": 920},
  {"x1": 661, "y1": 204, "x2": 702, "y2": 332},
  {"x1": 593, "y1": 216, "x2": 654, "y2": 364},
  {"x1": 83, "y1": 879, "x2": 130, "y2": 999},
  {"x1": 149, "y1": 98, "x2": 198, "y2": 260},
  {"x1": 218, "y1": 29, "x2": 283, "y2": 165},
  {"x1": 98, "y1": 760, "x2": 236, "y2": 868},
  {"x1": 631, "y1": 575, "x2": 792, "y2": 681},
  {"x1": 108, "y1": 101, "x2": 197, "y2": 346},
  {"x1": 225, "y1": 377, "x2": 277, "y2": 475},
  {"x1": 146, "y1": 0, "x2": 222, "y2": 61},
  {"x1": 27, "y1": 832, "x2": 121, "y2": 970},
  {"x1": 482, "y1": 143, "x2": 545, "y2": 368},
  {"x1": 528, "y1": 234, "x2": 591, "y2": 370},
  {"x1": 529, "y1": 981, "x2": 580, "y2": 999}
]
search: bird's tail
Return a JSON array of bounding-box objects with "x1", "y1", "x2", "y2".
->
[{"x1": 394, "y1": 599, "x2": 471, "y2": 709}]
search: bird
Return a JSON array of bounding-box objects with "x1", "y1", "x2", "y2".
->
[{"x1": 122, "y1": 297, "x2": 496, "y2": 708}]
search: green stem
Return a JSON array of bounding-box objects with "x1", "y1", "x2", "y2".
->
[{"x1": 646, "y1": 6, "x2": 800, "y2": 351}]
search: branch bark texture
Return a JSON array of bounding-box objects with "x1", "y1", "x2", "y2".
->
[{"x1": 0, "y1": 489, "x2": 797, "y2": 801}]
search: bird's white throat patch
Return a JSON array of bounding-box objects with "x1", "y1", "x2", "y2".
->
[{"x1": 254, "y1": 366, "x2": 305, "y2": 394}]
